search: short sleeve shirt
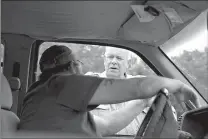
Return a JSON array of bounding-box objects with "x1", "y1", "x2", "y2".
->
[
  {"x1": 19, "y1": 73, "x2": 103, "y2": 137},
  {"x1": 86, "y1": 71, "x2": 148, "y2": 135}
]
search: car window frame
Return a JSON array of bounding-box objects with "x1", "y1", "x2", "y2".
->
[{"x1": 28, "y1": 40, "x2": 162, "y2": 88}]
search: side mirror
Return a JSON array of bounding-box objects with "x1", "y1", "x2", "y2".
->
[{"x1": 9, "y1": 77, "x2": 21, "y2": 91}]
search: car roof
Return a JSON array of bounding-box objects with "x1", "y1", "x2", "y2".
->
[{"x1": 2, "y1": 1, "x2": 208, "y2": 46}]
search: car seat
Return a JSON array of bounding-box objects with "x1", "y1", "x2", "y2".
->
[{"x1": 1, "y1": 74, "x2": 20, "y2": 137}]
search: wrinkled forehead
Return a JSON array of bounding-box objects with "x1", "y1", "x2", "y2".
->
[{"x1": 105, "y1": 47, "x2": 129, "y2": 60}]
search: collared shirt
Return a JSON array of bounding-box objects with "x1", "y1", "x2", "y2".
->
[{"x1": 87, "y1": 71, "x2": 148, "y2": 135}]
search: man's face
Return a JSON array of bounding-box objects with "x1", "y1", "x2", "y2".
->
[{"x1": 104, "y1": 47, "x2": 129, "y2": 78}]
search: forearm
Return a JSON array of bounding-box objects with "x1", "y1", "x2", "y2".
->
[
  {"x1": 94, "y1": 101, "x2": 146, "y2": 136},
  {"x1": 90, "y1": 75, "x2": 188, "y2": 105},
  {"x1": 134, "y1": 76, "x2": 183, "y2": 99}
]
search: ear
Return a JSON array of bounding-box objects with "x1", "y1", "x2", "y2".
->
[{"x1": 127, "y1": 59, "x2": 131, "y2": 69}]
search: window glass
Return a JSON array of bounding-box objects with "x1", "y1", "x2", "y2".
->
[
  {"x1": 161, "y1": 30, "x2": 208, "y2": 101},
  {"x1": 0, "y1": 44, "x2": 5, "y2": 73}
]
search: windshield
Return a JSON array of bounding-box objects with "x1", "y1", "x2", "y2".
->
[{"x1": 160, "y1": 12, "x2": 208, "y2": 102}]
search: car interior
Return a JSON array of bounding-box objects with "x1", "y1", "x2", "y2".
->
[{"x1": 1, "y1": 1, "x2": 208, "y2": 138}]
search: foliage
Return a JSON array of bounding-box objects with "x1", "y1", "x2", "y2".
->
[
  {"x1": 76, "y1": 45, "x2": 105, "y2": 74},
  {"x1": 128, "y1": 57, "x2": 155, "y2": 76},
  {"x1": 37, "y1": 43, "x2": 154, "y2": 76},
  {"x1": 171, "y1": 47, "x2": 208, "y2": 100}
]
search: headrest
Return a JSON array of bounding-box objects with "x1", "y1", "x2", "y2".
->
[
  {"x1": 1, "y1": 74, "x2": 13, "y2": 110},
  {"x1": 9, "y1": 77, "x2": 21, "y2": 91}
]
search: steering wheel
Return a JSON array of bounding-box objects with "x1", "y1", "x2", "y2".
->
[{"x1": 135, "y1": 88, "x2": 198, "y2": 139}]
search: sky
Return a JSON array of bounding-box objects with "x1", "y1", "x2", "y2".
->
[
  {"x1": 163, "y1": 9, "x2": 208, "y2": 57},
  {"x1": 167, "y1": 29, "x2": 208, "y2": 57}
]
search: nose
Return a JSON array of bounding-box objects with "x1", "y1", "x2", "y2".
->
[{"x1": 111, "y1": 57, "x2": 117, "y2": 64}]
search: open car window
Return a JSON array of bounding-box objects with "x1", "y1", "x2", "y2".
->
[{"x1": 35, "y1": 42, "x2": 156, "y2": 81}]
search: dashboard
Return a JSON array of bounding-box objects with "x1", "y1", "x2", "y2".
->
[{"x1": 178, "y1": 106, "x2": 208, "y2": 139}]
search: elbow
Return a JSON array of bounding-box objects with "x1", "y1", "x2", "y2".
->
[
  {"x1": 102, "y1": 130, "x2": 115, "y2": 137},
  {"x1": 99, "y1": 121, "x2": 112, "y2": 137},
  {"x1": 101, "y1": 131, "x2": 112, "y2": 137},
  {"x1": 96, "y1": 116, "x2": 112, "y2": 137}
]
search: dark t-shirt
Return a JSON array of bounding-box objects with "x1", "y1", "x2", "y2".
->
[{"x1": 19, "y1": 74, "x2": 103, "y2": 137}]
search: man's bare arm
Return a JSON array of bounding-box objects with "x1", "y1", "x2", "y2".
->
[
  {"x1": 89, "y1": 76, "x2": 198, "y2": 107},
  {"x1": 92, "y1": 100, "x2": 147, "y2": 136}
]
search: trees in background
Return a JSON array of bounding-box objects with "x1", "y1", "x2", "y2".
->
[
  {"x1": 38, "y1": 43, "x2": 154, "y2": 75},
  {"x1": 128, "y1": 56, "x2": 155, "y2": 76},
  {"x1": 171, "y1": 47, "x2": 208, "y2": 100},
  {"x1": 76, "y1": 45, "x2": 105, "y2": 74}
]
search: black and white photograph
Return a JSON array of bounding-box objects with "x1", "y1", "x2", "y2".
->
[{"x1": 1, "y1": 1, "x2": 208, "y2": 139}]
